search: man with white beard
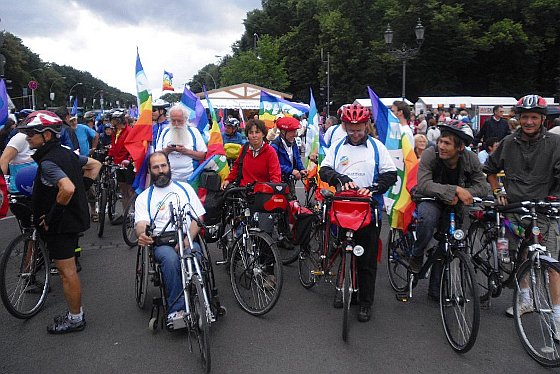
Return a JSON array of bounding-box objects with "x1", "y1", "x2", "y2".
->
[{"x1": 155, "y1": 104, "x2": 207, "y2": 182}]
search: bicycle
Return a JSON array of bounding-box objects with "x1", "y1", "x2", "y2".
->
[
  {"x1": 507, "y1": 199, "x2": 560, "y2": 367},
  {"x1": 387, "y1": 197, "x2": 480, "y2": 353},
  {"x1": 94, "y1": 155, "x2": 121, "y2": 237},
  {"x1": 298, "y1": 189, "x2": 378, "y2": 341},
  {"x1": 204, "y1": 184, "x2": 283, "y2": 316},
  {"x1": 122, "y1": 194, "x2": 138, "y2": 247},
  {"x1": 0, "y1": 194, "x2": 50, "y2": 319}
]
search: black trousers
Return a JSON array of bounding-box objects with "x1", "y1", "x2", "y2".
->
[{"x1": 353, "y1": 222, "x2": 380, "y2": 307}]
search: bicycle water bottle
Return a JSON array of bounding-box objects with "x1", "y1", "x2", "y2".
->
[
  {"x1": 497, "y1": 224, "x2": 510, "y2": 263},
  {"x1": 449, "y1": 212, "x2": 456, "y2": 235}
]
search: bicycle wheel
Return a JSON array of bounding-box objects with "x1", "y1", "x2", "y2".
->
[
  {"x1": 135, "y1": 245, "x2": 149, "y2": 309},
  {"x1": 440, "y1": 250, "x2": 480, "y2": 353},
  {"x1": 298, "y1": 224, "x2": 323, "y2": 289},
  {"x1": 386, "y1": 228, "x2": 410, "y2": 292},
  {"x1": 342, "y1": 251, "x2": 352, "y2": 342},
  {"x1": 230, "y1": 230, "x2": 283, "y2": 315},
  {"x1": 467, "y1": 221, "x2": 495, "y2": 301},
  {"x1": 122, "y1": 195, "x2": 138, "y2": 247},
  {"x1": 190, "y1": 275, "x2": 211, "y2": 373},
  {"x1": 513, "y1": 258, "x2": 560, "y2": 367},
  {"x1": 0, "y1": 233, "x2": 50, "y2": 319},
  {"x1": 97, "y1": 188, "x2": 107, "y2": 238}
]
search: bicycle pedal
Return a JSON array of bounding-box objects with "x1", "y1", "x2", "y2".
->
[
  {"x1": 395, "y1": 292, "x2": 410, "y2": 302},
  {"x1": 215, "y1": 260, "x2": 228, "y2": 265}
]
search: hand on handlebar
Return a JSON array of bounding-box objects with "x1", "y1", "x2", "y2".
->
[
  {"x1": 138, "y1": 232, "x2": 154, "y2": 246},
  {"x1": 341, "y1": 181, "x2": 358, "y2": 191},
  {"x1": 455, "y1": 186, "x2": 474, "y2": 205}
]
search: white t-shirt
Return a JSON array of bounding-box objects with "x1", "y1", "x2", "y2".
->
[
  {"x1": 135, "y1": 181, "x2": 205, "y2": 235},
  {"x1": 400, "y1": 124, "x2": 415, "y2": 147},
  {"x1": 5, "y1": 133, "x2": 34, "y2": 165},
  {"x1": 321, "y1": 137, "x2": 396, "y2": 188},
  {"x1": 324, "y1": 124, "x2": 346, "y2": 148},
  {"x1": 155, "y1": 126, "x2": 207, "y2": 182}
]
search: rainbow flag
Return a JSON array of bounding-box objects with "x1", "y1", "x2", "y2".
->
[
  {"x1": 125, "y1": 50, "x2": 153, "y2": 193},
  {"x1": 258, "y1": 91, "x2": 309, "y2": 130},
  {"x1": 0, "y1": 79, "x2": 9, "y2": 127},
  {"x1": 368, "y1": 86, "x2": 418, "y2": 232},
  {"x1": 187, "y1": 154, "x2": 229, "y2": 191},
  {"x1": 180, "y1": 85, "x2": 206, "y2": 132},
  {"x1": 162, "y1": 70, "x2": 174, "y2": 91}
]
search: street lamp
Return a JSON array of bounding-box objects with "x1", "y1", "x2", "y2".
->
[
  {"x1": 29, "y1": 68, "x2": 42, "y2": 109},
  {"x1": 321, "y1": 48, "x2": 330, "y2": 116},
  {"x1": 253, "y1": 33, "x2": 259, "y2": 51},
  {"x1": 49, "y1": 76, "x2": 66, "y2": 102},
  {"x1": 93, "y1": 89, "x2": 103, "y2": 110},
  {"x1": 68, "y1": 82, "x2": 83, "y2": 107},
  {"x1": 384, "y1": 18, "x2": 425, "y2": 100},
  {"x1": 201, "y1": 71, "x2": 217, "y2": 90}
]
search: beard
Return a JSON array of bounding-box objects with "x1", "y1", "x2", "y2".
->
[
  {"x1": 151, "y1": 170, "x2": 172, "y2": 187},
  {"x1": 168, "y1": 126, "x2": 189, "y2": 146}
]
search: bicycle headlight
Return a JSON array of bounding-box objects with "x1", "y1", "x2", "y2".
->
[
  {"x1": 453, "y1": 229, "x2": 465, "y2": 241},
  {"x1": 353, "y1": 245, "x2": 365, "y2": 257}
]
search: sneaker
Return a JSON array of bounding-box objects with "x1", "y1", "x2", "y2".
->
[
  {"x1": 505, "y1": 301, "x2": 534, "y2": 317},
  {"x1": 166, "y1": 310, "x2": 187, "y2": 330},
  {"x1": 90, "y1": 213, "x2": 99, "y2": 222},
  {"x1": 333, "y1": 291, "x2": 343, "y2": 309},
  {"x1": 409, "y1": 255, "x2": 423, "y2": 274},
  {"x1": 47, "y1": 313, "x2": 86, "y2": 334},
  {"x1": 358, "y1": 305, "x2": 371, "y2": 322}
]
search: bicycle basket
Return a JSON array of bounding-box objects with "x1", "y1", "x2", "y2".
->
[
  {"x1": 248, "y1": 182, "x2": 289, "y2": 213},
  {"x1": 329, "y1": 191, "x2": 372, "y2": 231}
]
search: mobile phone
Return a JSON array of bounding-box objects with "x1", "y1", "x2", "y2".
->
[{"x1": 169, "y1": 144, "x2": 177, "y2": 148}]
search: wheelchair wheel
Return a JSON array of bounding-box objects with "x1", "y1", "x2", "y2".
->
[
  {"x1": 0, "y1": 232, "x2": 50, "y2": 319},
  {"x1": 122, "y1": 195, "x2": 138, "y2": 247},
  {"x1": 191, "y1": 275, "x2": 211, "y2": 373},
  {"x1": 230, "y1": 230, "x2": 283, "y2": 315},
  {"x1": 135, "y1": 245, "x2": 149, "y2": 309}
]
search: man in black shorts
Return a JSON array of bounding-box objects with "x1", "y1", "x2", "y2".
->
[{"x1": 18, "y1": 110, "x2": 101, "y2": 334}]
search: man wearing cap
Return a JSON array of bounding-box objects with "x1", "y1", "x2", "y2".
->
[
  {"x1": 17, "y1": 110, "x2": 101, "y2": 333},
  {"x1": 54, "y1": 106, "x2": 80, "y2": 152}
]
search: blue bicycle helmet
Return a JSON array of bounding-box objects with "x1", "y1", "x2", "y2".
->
[{"x1": 15, "y1": 164, "x2": 38, "y2": 197}]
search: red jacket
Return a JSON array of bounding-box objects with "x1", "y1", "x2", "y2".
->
[
  {"x1": 226, "y1": 143, "x2": 281, "y2": 186},
  {"x1": 108, "y1": 126, "x2": 131, "y2": 164}
]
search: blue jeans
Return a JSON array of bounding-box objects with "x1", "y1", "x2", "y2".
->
[{"x1": 154, "y1": 241, "x2": 201, "y2": 314}]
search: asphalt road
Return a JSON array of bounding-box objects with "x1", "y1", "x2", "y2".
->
[{"x1": 0, "y1": 193, "x2": 552, "y2": 374}]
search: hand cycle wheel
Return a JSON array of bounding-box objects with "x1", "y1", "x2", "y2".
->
[
  {"x1": 342, "y1": 250, "x2": 352, "y2": 342},
  {"x1": 0, "y1": 232, "x2": 50, "y2": 319},
  {"x1": 135, "y1": 245, "x2": 149, "y2": 309},
  {"x1": 97, "y1": 187, "x2": 107, "y2": 238},
  {"x1": 439, "y1": 249, "x2": 480, "y2": 353},
  {"x1": 122, "y1": 194, "x2": 138, "y2": 247},
  {"x1": 230, "y1": 229, "x2": 283, "y2": 315},
  {"x1": 298, "y1": 223, "x2": 323, "y2": 289},
  {"x1": 190, "y1": 274, "x2": 211, "y2": 373},
  {"x1": 513, "y1": 257, "x2": 560, "y2": 368},
  {"x1": 386, "y1": 228, "x2": 411, "y2": 293}
]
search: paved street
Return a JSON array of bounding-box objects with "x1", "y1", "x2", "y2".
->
[{"x1": 0, "y1": 202, "x2": 551, "y2": 374}]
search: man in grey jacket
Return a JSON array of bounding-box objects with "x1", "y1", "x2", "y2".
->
[{"x1": 410, "y1": 120, "x2": 489, "y2": 300}]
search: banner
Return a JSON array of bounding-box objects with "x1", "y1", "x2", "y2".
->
[
  {"x1": 162, "y1": 70, "x2": 174, "y2": 91},
  {"x1": 180, "y1": 85, "x2": 207, "y2": 132},
  {"x1": 258, "y1": 91, "x2": 308, "y2": 130}
]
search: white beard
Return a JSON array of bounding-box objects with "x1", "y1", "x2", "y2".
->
[{"x1": 168, "y1": 126, "x2": 189, "y2": 146}]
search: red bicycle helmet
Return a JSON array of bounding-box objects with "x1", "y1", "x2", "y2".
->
[
  {"x1": 17, "y1": 110, "x2": 63, "y2": 134},
  {"x1": 516, "y1": 94, "x2": 547, "y2": 115},
  {"x1": 340, "y1": 104, "x2": 371, "y2": 124},
  {"x1": 276, "y1": 116, "x2": 300, "y2": 131}
]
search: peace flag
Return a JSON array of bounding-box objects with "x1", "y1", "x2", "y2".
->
[
  {"x1": 162, "y1": 70, "x2": 174, "y2": 91},
  {"x1": 258, "y1": 91, "x2": 308, "y2": 130}
]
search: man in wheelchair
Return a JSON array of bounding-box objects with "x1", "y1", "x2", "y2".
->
[{"x1": 135, "y1": 151, "x2": 206, "y2": 329}]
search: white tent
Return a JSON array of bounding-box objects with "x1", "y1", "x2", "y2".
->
[
  {"x1": 196, "y1": 83, "x2": 293, "y2": 110},
  {"x1": 414, "y1": 96, "x2": 519, "y2": 113},
  {"x1": 354, "y1": 97, "x2": 413, "y2": 107}
]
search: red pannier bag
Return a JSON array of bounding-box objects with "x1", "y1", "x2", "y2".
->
[
  {"x1": 249, "y1": 182, "x2": 289, "y2": 213},
  {"x1": 329, "y1": 190, "x2": 372, "y2": 231}
]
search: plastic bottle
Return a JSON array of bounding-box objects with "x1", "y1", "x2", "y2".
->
[
  {"x1": 449, "y1": 212, "x2": 456, "y2": 235},
  {"x1": 497, "y1": 224, "x2": 510, "y2": 263}
]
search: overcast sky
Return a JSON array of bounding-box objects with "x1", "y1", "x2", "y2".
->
[{"x1": 1, "y1": 0, "x2": 262, "y2": 96}]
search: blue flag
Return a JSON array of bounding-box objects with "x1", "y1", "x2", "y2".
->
[
  {"x1": 0, "y1": 79, "x2": 9, "y2": 127},
  {"x1": 180, "y1": 85, "x2": 207, "y2": 132},
  {"x1": 71, "y1": 97, "x2": 78, "y2": 116}
]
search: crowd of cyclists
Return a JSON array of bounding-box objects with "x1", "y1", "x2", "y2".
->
[{"x1": 1, "y1": 92, "x2": 560, "y2": 367}]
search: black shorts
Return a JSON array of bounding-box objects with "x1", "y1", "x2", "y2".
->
[
  {"x1": 44, "y1": 233, "x2": 79, "y2": 260},
  {"x1": 116, "y1": 164, "x2": 135, "y2": 184}
]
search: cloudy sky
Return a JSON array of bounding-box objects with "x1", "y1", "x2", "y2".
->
[{"x1": 1, "y1": 0, "x2": 262, "y2": 96}]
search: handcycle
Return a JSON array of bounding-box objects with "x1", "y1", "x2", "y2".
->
[
  {"x1": 504, "y1": 199, "x2": 560, "y2": 368},
  {"x1": 134, "y1": 194, "x2": 222, "y2": 373},
  {"x1": 298, "y1": 189, "x2": 378, "y2": 341},
  {"x1": 386, "y1": 197, "x2": 480, "y2": 353},
  {"x1": 0, "y1": 194, "x2": 50, "y2": 319},
  {"x1": 203, "y1": 183, "x2": 284, "y2": 316}
]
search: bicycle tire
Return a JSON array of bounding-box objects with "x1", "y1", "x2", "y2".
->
[
  {"x1": 342, "y1": 251, "x2": 352, "y2": 342},
  {"x1": 230, "y1": 230, "x2": 283, "y2": 315},
  {"x1": 277, "y1": 215, "x2": 299, "y2": 265},
  {"x1": 97, "y1": 188, "x2": 107, "y2": 238},
  {"x1": 135, "y1": 245, "x2": 149, "y2": 309},
  {"x1": 386, "y1": 228, "x2": 410, "y2": 292},
  {"x1": 298, "y1": 224, "x2": 323, "y2": 289},
  {"x1": 467, "y1": 221, "x2": 496, "y2": 301},
  {"x1": 439, "y1": 249, "x2": 480, "y2": 353},
  {"x1": 191, "y1": 275, "x2": 211, "y2": 373},
  {"x1": 513, "y1": 258, "x2": 560, "y2": 367},
  {"x1": 122, "y1": 195, "x2": 138, "y2": 247},
  {"x1": 0, "y1": 233, "x2": 50, "y2": 319}
]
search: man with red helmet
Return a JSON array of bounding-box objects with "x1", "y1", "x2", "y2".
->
[
  {"x1": 320, "y1": 104, "x2": 397, "y2": 322},
  {"x1": 17, "y1": 110, "x2": 101, "y2": 334},
  {"x1": 484, "y1": 95, "x2": 560, "y2": 322}
]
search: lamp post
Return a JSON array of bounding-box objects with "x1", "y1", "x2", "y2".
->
[
  {"x1": 201, "y1": 71, "x2": 217, "y2": 90},
  {"x1": 321, "y1": 48, "x2": 330, "y2": 116},
  {"x1": 29, "y1": 68, "x2": 42, "y2": 109},
  {"x1": 253, "y1": 33, "x2": 259, "y2": 51},
  {"x1": 68, "y1": 82, "x2": 83, "y2": 107},
  {"x1": 93, "y1": 89, "x2": 103, "y2": 110},
  {"x1": 384, "y1": 18, "x2": 425, "y2": 100},
  {"x1": 49, "y1": 76, "x2": 66, "y2": 103}
]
